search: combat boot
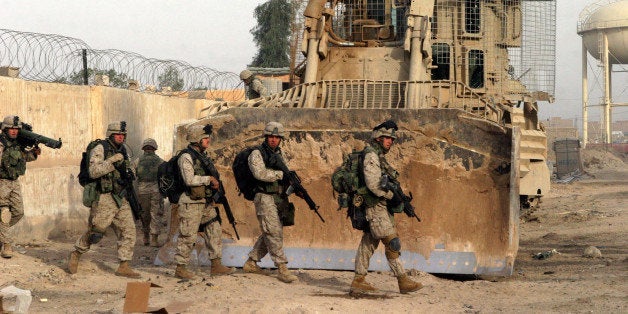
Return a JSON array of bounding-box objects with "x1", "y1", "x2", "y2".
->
[
  {"x1": 1, "y1": 243, "x2": 13, "y2": 258},
  {"x1": 243, "y1": 257, "x2": 270, "y2": 275},
  {"x1": 67, "y1": 250, "x2": 81, "y2": 274},
  {"x1": 397, "y1": 274, "x2": 423, "y2": 294},
  {"x1": 149, "y1": 234, "x2": 160, "y2": 247},
  {"x1": 210, "y1": 258, "x2": 235, "y2": 276},
  {"x1": 349, "y1": 274, "x2": 378, "y2": 294},
  {"x1": 115, "y1": 261, "x2": 141, "y2": 278},
  {"x1": 174, "y1": 264, "x2": 195, "y2": 280},
  {"x1": 276, "y1": 263, "x2": 298, "y2": 283}
]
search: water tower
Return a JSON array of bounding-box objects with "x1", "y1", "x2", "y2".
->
[{"x1": 578, "y1": 0, "x2": 628, "y2": 145}]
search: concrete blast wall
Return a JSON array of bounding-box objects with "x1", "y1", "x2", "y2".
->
[{"x1": 0, "y1": 76, "x2": 207, "y2": 240}]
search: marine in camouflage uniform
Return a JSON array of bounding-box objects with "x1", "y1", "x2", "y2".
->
[
  {"x1": 0, "y1": 115, "x2": 40, "y2": 258},
  {"x1": 67, "y1": 121, "x2": 140, "y2": 278},
  {"x1": 242, "y1": 122, "x2": 298, "y2": 283},
  {"x1": 350, "y1": 120, "x2": 423, "y2": 294},
  {"x1": 134, "y1": 138, "x2": 166, "y2": 247},
  {"x1": 174, "y1": 124, "x2": 234, "y2": 280},
  {"x1": 240, "y1": 69, "x2": 269, "y2": 99}
]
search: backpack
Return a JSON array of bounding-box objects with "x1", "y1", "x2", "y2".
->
[
  {"x1": 78, "y1": 140, "x2": 108, "y2": 187},
  {"x1": 157, "y1": 150, "x2": 186, "y2": 203},
  {"x1": 331, "y1": 149, "x2": 370, "y2": 231},
  {"x1": 232, "y1": 146, "x2": 263, "y2": 201}
]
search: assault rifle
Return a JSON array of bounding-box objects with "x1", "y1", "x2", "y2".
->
[
  {"x1": 115, "y1": 145, "x2": 142, "y2": 221},
  {"x1": 271, "y1": 156, "x2": 325, "y2": 223},
  {"x1": 19, "y1": 122, "x2": 63, "y2": 149},
  {"x1": 191, "y1": 149, "x2": 240, "y2": 240},
  {"x1": 380, "y1": 174, "x2": 421, "y2": 222}
]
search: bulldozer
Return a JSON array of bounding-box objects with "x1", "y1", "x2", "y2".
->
[{"x1": 158, "y1": 0, "x2": 554, "y2": 276}]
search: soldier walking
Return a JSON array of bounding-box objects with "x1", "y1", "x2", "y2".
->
[
  {"x1": 68, "y1": 121, "x2": 140, "y2": 278},
  {"x1": 242, "y1": 122, "x2": 298, "y2": 283},
  {"x1": 134, "y1": 138, "x2": 166, "y2": 247},
  {"x1": 0, "y1": 116, "x2": 41, "y2": 258},
  {"x1": 350, "y1": 120, "x2": 423, "y2": 294},
  {"x1": 173, "y1": 124, "x2": 234, "y2": 279}
]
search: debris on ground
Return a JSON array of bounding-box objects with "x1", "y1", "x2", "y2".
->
[{"x1": 532, "y1": 249, "x2": 560, "y2": 260}]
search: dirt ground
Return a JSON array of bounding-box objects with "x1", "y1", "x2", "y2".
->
[{"x1": 1, "y1": 148, "x2": 626, "y2": 313}]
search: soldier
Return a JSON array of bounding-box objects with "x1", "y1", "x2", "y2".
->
[
  {"x1": 134, "y1": 138, "x2": 166, "y2": 247},
  {"x1": 0, "y1": 115, "x2": 41, "y2": 258},
  {"x1": 242, "y1": 122, "x2": 298, "y2": 283},
  {"x1": 68, "y1": 121, "x2": 140, "y2": 278},
  {"x1": 240, "y1": 69, "x2": 269, "y2": 99},
  {"x1": 349, "y1": 120, "x2": 423, "y2": 294},
  {"x1": 173, "y1": 124, "x2": 235, "y2": 279}
]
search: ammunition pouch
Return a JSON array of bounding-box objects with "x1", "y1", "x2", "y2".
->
[
  {"x1": 189, "y1": 186, "x2": 205, "y2": 200},
  {"x1": 278, "y1": 200, "x2": 295, "y2": 227},
  {"x1": 347, "y1": 201, "x2": 369, "y2": 231},
  {"x1": 82, "y1": 182, "x2": 100, "y2": 207}
]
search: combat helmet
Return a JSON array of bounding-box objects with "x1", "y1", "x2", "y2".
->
[
  {"x1": 1, "y1": 115, "x2": 23, "y2": 131},
  {"x1": 240, "y1": 70, "x2": 253, "y2": 81},
  {"x1": 263, "y1": 122, "x2": 286, "y2": 139},
  {"x1": 372, "y1": 120, "x2": 398, "y2": 139},
  {"x1": 141, "y1": 138, "x2": 158, "y2": 150},
  {"x1": 186, "y1": 124, "x2": 213, "y2": 143},
  {"x1": 106, "y1": 121, "x2": 128, "y2": 137}
]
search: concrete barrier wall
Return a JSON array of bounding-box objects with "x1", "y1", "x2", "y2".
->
[{"x1": 0, "y1": 76, "x2": 206, "y2": 240}]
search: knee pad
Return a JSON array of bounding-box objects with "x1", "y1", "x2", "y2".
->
[
  {"x1": 383, "y1": 235, "x2": 401, "y2": 260},
  {"x1": 0, "y1": 207, "x2": 10, "y2": 224},
  {"x1": 88, "y1": 227, "x2": 106, "y2": 244}
]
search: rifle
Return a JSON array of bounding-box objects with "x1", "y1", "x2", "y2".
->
[
  {"x1": 380, "y1": 175, "x2": 421, "y2": 222},
  {"x1": 115, "y1": 145, "x2": 142, "y2": 221},
  {"x1": 191, "y1": 149, "x2": 240, "y2": 240},
  {"x1": 272, "y1": 156, "x2": 325, "y2": 223},
  {"x1": 18, "y1": 122, "x2": 63, "y2": 149}
]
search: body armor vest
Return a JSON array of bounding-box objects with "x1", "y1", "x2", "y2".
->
[
  {"x1": 97, "y1": 140, "x2": 127, "y2": 195},
  {"x1": 255, "y1": 142, "x2": 282, "y2": 194},
  {"x1": 0, "y1": 135, "x2": 26, "y2": 180},
  {"x1": 136, "y1": 152, "x2": 162, "y2": 182},
  {"x1": 359, "y1": 142, "x2": 399, "y2": 207}
]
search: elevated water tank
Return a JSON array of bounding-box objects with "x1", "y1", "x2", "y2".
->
[{"x1": 578, "y1": 0, "x2": 628, "y2": 64}]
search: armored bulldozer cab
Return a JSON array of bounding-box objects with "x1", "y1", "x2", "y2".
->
[{"x1": 159, "y1": 0, "x2": 555, "y2": 276}]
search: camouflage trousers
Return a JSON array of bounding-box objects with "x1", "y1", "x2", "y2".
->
[
  {"x1": 0, "y1": 179, "x2": 24, "y2": 244},
  {"x1": 248, "y1": 193, "x2": 288, "y2": 265},
  {"x1": 74, "y1": 193, "x2": 136, "y2": 261},
  {"x1": 138, "y1": 182, "x2": 166, "y2": 236},
  {"x1": 175, "y1": 202, "x2": 223, "y2": 265},
  {"x1": 354, "y1": 201, "x2": 405, "y2": 277}
]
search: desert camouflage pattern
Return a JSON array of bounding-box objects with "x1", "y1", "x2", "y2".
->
[
  {"x1": 177, "y1": 151, "x2": 212, "y2": 205},
  {"x1": 135, "y1": 151, "x2": 166, "y2": 236},
  {"x1": 0, "y1": 179, "x2": 24, "y2": 244},
  {"x1": 174, "y1": 203, "x2": 223, "y2": 265},
  {"x1": 74, "y1": 141, "x2": 136, "y2": 261},
  {"x1": 247, "y1": 148, "x2": 289, "y2": 265},
  {"x1": 74, "y1": 193, "x2": 136, "y2": 261},
  {"x1": 249, "y1": 78, "x2": 269, "y2": 99},
  {"x1": 354, "y1": 146, "x2": 405, "y2": 277}
]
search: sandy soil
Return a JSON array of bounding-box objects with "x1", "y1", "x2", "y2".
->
[{"x1": 1, "y1": 149, "x2": 626, "y2": 313}]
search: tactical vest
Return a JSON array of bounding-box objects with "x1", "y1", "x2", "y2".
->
[
  {"x1": 136, "y1": 152, "x2": 162, "y2": 182},
  {"x1": 359, "y1": 142, "x2": 399, "y2": 207},
  {"x1": 97, "y1": 140, "x2": 127, "y2": 195},
  {"x1": 0, "y1": 135, "x2": 27, "y2": 180},
  {"x1": 254, "y1": 142, "x2": 282, "y2": 194},
  {"x1": 184, "y1": 145, "x2": 215, "y2": 200}
]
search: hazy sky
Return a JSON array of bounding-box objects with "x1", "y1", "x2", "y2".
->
[{"x1": 0, "y1": 0, "x2": 626, "y2": 122}]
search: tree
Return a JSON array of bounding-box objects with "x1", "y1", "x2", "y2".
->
[
  {"x1": 250, "y1": 0, "x2": 293, "y2": 68},
  {"x1": 158, "y1": 66, "x2": 184, "y2": 91}
]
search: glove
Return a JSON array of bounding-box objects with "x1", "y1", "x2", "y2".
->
[
  {"x1": 33, "y1": 147, "x2": 42, "y2": 156},
  {"x1": 388, "y1": 191, "x2": 403, "y2": 208},
  {"x1": 107, "y1": 153, "x2": 124, "y2": 164}
]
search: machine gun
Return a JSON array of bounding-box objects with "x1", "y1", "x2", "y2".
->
[
  {"x1": 270, "y1": 155, "x2": 325, "y2": 223},
  {"x1": 380, "y1": 174, "x2": 421, "y2": 222},
  {"x1": 19, "y1": 122, "x2": 62, "y2": 149},
  {"x1": 115, "y1": 145, "x2": 142, "y2": 221},
  {"x1": 190, "y1": 148, "x2": 240, "y2": 240}
]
